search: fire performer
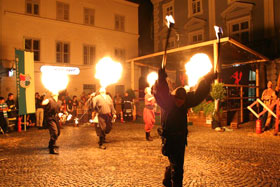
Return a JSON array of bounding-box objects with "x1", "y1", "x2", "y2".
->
[
  {"x1": 42, "y1": 93, "x2": 62, "y2": 154},
  {"x1": 143, "y1": 87, "x2": 156, "y2": 141},
  {"x1": 41, "y1": 70, "x2": 69, "y2": 154},
  {"x1": 153, "y1": 67, "x2": 215, "y2": 187},
  {"x1": 92, "y1": 87, "x2": 116, "y2": 149}
]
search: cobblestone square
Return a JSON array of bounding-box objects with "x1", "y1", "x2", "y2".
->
[{"x1": 1, "y1": 122, "x2": 280, "y2": 186}]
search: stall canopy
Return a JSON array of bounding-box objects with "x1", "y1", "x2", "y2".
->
[{"x1": 126, "y1": 37, "x2": 269, "y2": 73}]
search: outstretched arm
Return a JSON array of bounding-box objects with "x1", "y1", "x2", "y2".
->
[
  {"x1": 153, "y1": 68, "x2": 174, "y2": 111},
  {"x1": 185, "y1": 72, "x2": 216, "y2": 108}
]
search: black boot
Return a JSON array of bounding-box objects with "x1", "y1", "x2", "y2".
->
[
  {"x1": 98, "y1": 137, "x2": 106, "y2": 149},
  {"x1": 49, "y1": 148, "x2": 59, "y2": 154},
  {"x1": 146, "y1": 132, "x2": 153, "y2": 141}
]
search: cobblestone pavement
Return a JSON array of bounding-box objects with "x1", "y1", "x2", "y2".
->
[{"x1": 1, "y1": 122, "x2": 280, "y2": 187}]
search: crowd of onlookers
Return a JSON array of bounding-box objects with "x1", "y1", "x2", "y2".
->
[
  {"x1": 0, "y1": 93, "x2": 17, "y2": 134},
  {"x1": 0, "y1": 90, "x2": 136, "y2": 134}
]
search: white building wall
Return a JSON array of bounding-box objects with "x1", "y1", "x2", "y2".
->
[{"x1": 0, "y1": 0, "x2": 139, "y2": 98}]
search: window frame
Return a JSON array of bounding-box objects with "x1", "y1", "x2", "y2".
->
[
  {"x1": 56, "y1": 41, "x2": 70, "y2": 63},
  {"x1": 162, "y1": 1, "x2": 174, "y2": 25},
  {"x1": 84, "y1": 8, "x2": 95, "y2": 26},
  {"x1": 56, "y1": 1, "x2": 69, "y2": 21},
  {"x1": 24, "y1": 38, "x2": 41, "y2": 61},
  {"x1": 188, "y1": 0, "x2": 203, "y2": 17},
  {"x1": 25, "y1": 0, "x2": 40, "y2": 16},
  {"x1": 114, "y1": 14, "x2": 125, "y2": 32},
  {"x1": 227, "y1": 16, "x2": 251, "y2": 44},
  {"x1": 83, "y1": 45, "x2": 96, "y2": 65},
  {"x1": 114, "y1": 48, "x2": 126, "y2": 62},
  {"x1": 188, "y1": 30, "x2": 204, "y2": 44}
]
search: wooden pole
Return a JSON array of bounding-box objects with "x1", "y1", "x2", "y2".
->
[
  {"x1": 213, "y1": 41, "x2": 219, "y2": 113},
  {"x1": 256, "y1": 64, "x2": 260, "y2": 112},
  {"x1": 131, "y1": 60, "x2": 135, "y2": 90}
]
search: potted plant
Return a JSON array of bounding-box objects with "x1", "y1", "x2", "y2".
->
[{"x1": 210, "y1": 82, "x2": 226, "y2": 128}]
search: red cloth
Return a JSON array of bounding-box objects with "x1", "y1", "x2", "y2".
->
[{"x1": 143, "y1": 93, "x2": 156, "y2": 132}]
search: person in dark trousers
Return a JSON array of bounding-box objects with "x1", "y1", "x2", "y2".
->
[
  {"x1": 92, "y1": 88, "x2": 116, "y2": 149},
  {"x1": 42, "y1": 94, "x2": 62, "y2": 154},
  {"x1": 0, "y1": 97, "x2": 9, "y2": 133},
  {"x1": 6, "y1": 93, "x2": 17, "y2": 119},
  {"x1": 153, "y1": 68, "x2": 215, "y2": 187}
]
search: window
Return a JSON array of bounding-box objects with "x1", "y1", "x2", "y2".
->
[
  {"x1": 248, "y1": 70, "x2": 256, "y2": 101},
  {"x1": 188, "y1": 0, "x2": 203, "y2": 17},
  {"x1": 83, "y1": 45, "x2": 95, "y2": 65},
  {"x1": 84, "y1": 8, "x2": 94, "y2": 25},
  {"x1": 228, "y1": 17, "x2": 250, "y2": 44},
  {"x1": 56, "y1": 42, "x2": 70, "y2": 63},
  {"x1": 162, "y1": 1, "x2": 174, "y2": 25},
  {"x1": 115, "y1": 48, "x2": 125, "y2": 62},
  {"x1": 188, "y1": 30, "x2": 204, "y2": 44},
  {"x1": 25, "y1": 38, "x2": 40, "y2": 61},
  {"x1": 115, "y1": 15, "x2": 125, "y2": 31},
  {"x1": 26, "y1": 0, "x2": 39, "y2": 15},
  {"x1": 83, "y1": 84, "x2": 96, "y2": 94},
  {"x1": 56, "y1": 1, "x2": 69, "y2": 21}
]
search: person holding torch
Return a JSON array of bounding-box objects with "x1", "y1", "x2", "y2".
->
[
  {"x1": 93, "y1": 57, "x2": 122, "y2": 149},
  {"x1": 153, "y1": 55, "x2": 216, "y2": 187},
  {"x1": 41, "y1": 70, "x2": 69, "y2": 155}
]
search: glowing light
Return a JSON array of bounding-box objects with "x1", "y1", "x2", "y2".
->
[
  {"x1": 41, "y1": 66, "x2": 80, "y2": 75},
  {"x1": 166, "y1": 15, "x2": 175, "y2": 28},
  {"x1": 147, "y1": 72, "x2": 158, "y2": 87},
  {"x1": 95, "y1": 57, "x2": 123, "y2": 88},
  {"x1": 41, "y1": 71, "x2": 69, "y2": 95},
  {"x1": 185, "y1": 53, "x2": 212, "y2": 87},
  {"x1": 67, "y1": 114, "x2": 72, "y2": 121}
]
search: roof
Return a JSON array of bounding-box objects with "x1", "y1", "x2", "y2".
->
[{"x1": 126, "y1": 37, "x2": 269, "y2": 71}]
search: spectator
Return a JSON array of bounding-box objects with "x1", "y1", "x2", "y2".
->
[
  {"x1": 6, "y1": 93, "x2": 17, "y2": 118},
  {"x1": 123, "y1": 91, "x2": 134, "y2": 121},
  {"x1": 114, "y1": 93, "x2": 124, "y2": 122},
  {"x1": 35, "y1": 92, "x2": 44, "y2": 128},
  {"x1": 72, "y1": 96, "x2": 79, "y2": 125},
  {"x1": 67, "y1": 99, "x2": 73, "y2": 114},
  {"x1": 0, "y1": 97, "x2": 9, "y2": 133},
  {"x1": 80, "y1": 96, "x2": 89, "y2": 123}
]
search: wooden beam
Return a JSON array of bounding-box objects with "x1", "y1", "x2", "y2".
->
[{"x1": 126, "y1": 37, "x2": 230, "y2": 63}]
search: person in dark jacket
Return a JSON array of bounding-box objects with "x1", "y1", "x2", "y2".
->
[
  {"x1": 42, "y1": 94, "x2": 62, "y2": 154},
  {"x1": 153, "y1": 68, "x2": 215, "y2": 187},
  {"x1": 6, "y1": 93, "x2": 17, "y2": 118}
]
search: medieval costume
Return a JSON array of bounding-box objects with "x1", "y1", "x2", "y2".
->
[
  {"x1": 261, "y1": 81, "x2": 277, "y2": 131},
  {"x1": 92, "y1": 88, "x2": 116, "y2": 149},
  {"x1": 143, "y1": 87, "x2": 156, "y2": 141}
]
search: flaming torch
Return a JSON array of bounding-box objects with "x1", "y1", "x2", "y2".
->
[
  {"x1": 185, "y1": 53, "x2": 213, "y2": 87},
  {"x1": 147, "y1": 72, "x2": 158, "y2": 88},
  {"x1": 95, "y1": 57, "x2": 123, "y2": 89},
  {"x1": 162, "y1": 15, "x2": 175, "y2": 68}
]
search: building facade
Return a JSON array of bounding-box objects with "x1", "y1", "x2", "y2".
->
[
  {"x1": 151, "y1": 0, "x2": 280, "y2": 89},
  {"x1": 0, "y1": 0, "x2": 139, "y2": 98}
]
